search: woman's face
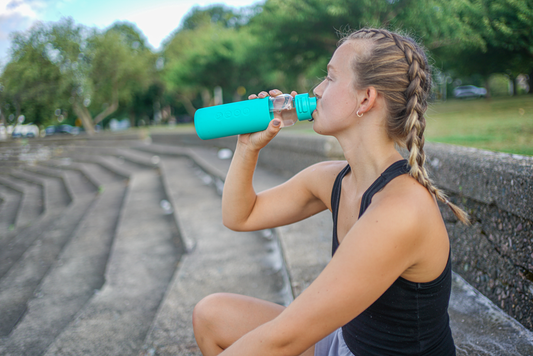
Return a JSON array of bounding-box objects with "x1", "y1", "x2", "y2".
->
[{"x1": 312, "y1": 41, "x2": 362, "y2": 135}]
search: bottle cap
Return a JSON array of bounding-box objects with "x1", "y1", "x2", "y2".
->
[{"x1": 294, "y1": 93, "x2": 317, "y2": 121}]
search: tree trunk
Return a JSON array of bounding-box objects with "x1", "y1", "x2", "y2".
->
[
  {"x1": 73, "y1": 100, "x2": 95, "y2": 135},
  {"x1": 529, "y1": 72, "x2": 533, "y2": 94},
  {"x1": 94, "y1": 88, "x2": 119, "y2": 125},
  {"x1": 129, "y1": 112, "x2": 136, "y2": 128},
  {"x1": 484, "y1": 77, "x2": 491, "y2": 99},
  {"x1": 513, "y1": 76, "x2": 518, "y2": 96},
  {"x1": 177, "y1": 94, "x2": 197, "y2": 117},
  {"x1": 201, "y1": 88, "x2": 212, "y2": 107}
]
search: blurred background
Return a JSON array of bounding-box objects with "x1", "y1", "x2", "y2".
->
[{"x1": 0, "y1": 0, "x2": 532, "y2": 154}]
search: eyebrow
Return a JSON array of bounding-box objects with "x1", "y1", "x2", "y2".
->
[{"x1": 327, "y1": 64, "x2": 336, "y2": 73}]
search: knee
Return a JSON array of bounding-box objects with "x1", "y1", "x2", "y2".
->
[{"x1": 192, "y1": 293, "x2": 230, "y2": 332}]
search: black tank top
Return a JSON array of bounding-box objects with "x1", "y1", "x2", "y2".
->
[{"x1": 331, "y1": 160, "x2": 455, "y2": 356}]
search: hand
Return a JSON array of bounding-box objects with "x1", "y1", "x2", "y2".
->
[{"x1": 239, "y1": 89, "x2": 298, "y2": 151}]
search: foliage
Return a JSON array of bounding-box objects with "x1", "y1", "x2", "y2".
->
[
  {"x1": 0, "y1": 18, "x2": 156, "y2": 133},
  {"x1": 433, "y1": 0, "x2": 533, "y2": 93},
  {"x1": 1, "y1": 0, "x2": 532, "y2": 133}
]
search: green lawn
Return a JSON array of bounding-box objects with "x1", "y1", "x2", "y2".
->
[{"x1": 425, "y1": 95, "x2": 533, "y2": 156}]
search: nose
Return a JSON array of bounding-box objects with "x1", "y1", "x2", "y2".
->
[{"x1": 313, "y1": 80, "x2": 325, "y2": 98}]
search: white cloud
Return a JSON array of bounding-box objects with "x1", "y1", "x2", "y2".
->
[{"x1": 0, "y1": 0, "x2": 54, "y2": 62}]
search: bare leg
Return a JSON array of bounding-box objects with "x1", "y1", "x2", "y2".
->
[{"x1": 193, "y1": 293, "x2": 315, "y2": 356}]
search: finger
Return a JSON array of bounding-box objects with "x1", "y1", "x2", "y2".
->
[
  {"x1": 248, "y1": 94, "x2": 258, "y2": 100},
  {"x1": 258, "y1": 91, "x2": 269, "y2": 98},
  {"x1": 290, "y1": 91, "x2": 298, "y2": 97},
  {"x1": 269, "y1": 89, "x2": 282, "y2": 97}
]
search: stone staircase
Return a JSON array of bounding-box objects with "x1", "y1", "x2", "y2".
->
[{"x1": 0, "y1": 132, "x2": 531, "y2": 356}]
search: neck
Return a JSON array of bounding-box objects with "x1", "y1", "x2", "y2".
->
[{"x1": 335, "y1": 115, "x2": 403, "y2": 193}]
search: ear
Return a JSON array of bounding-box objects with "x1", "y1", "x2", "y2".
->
[{"x1": 357, "y1": 87, "x2": 378, "y2": 114}]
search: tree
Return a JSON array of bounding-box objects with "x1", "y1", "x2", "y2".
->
[
  {"x1": 433, "y1": 0, "x2": 533, "y2": 95},
  {"x1": 162, "y1": 5, "x2": 266, "y2": 115},
  {"x1": 63, "y1": 22, "x2": 155, "y2": 134},
  {"x1": 0, "y1": 22, "x2": 66, "y2": 127},
  {"x1": 246, "y1": 0, "x2": 487, "y2": 92}
]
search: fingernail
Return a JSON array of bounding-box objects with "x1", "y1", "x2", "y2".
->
[{"x1": 273, "y1": 119, "x2": 281, "y2": 127}]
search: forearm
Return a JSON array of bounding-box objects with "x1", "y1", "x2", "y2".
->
[
  {"x1": 221, "y1": 140, "x2": 261, "y2": 230},
  {"x1": 219, "y1": 320, "x2": 306, "y2": 356}
]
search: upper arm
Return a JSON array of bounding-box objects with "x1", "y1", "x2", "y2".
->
[
  {"x1": 265, "y1": 195, "x2": 424, "y2": 353},
  {"x1": 225, "y1": 161, "x2": 345, "y2": 231}
]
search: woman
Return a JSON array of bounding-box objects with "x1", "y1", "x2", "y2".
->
[{"x1": 193, "y1": 28, "x2": 469, "y2": 356}]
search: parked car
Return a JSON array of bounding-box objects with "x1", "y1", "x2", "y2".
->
[
  {"x1": 45, "y1": 124, "x2": 80, "y2": 136},
  {"x1": 453, "y1": 85, "x2": 487, "y2": 98},
  {"x1": 11, "y1": 124, "x2": 39, "y2": 138}
]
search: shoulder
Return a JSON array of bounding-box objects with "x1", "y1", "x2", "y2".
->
[
  {"x1": 361, "y1": 174, "x2": 449, "y2": 279},
  {"x1": 296, "y1": 160, "x2": 347, "y2": 210},
  {"x1": 372, "y1": 173, "x2": 438, "y2": 221}
]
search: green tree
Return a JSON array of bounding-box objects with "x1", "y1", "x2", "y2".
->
[
  {"x1": 65, "y1": 23, "x2": 155, "y2": 133},
  {"x1": 248, "y1": 0, "x2": 486, "y2": 92},
  {"x1": 162, "y1": 5, "x2": 265, "y2": 114},
  {"x1": 434, "y1": 0, "x2": 533, "y2": 96},
  {"x1": 0, "y1": 23, "x2": 66, "y2": 127}
]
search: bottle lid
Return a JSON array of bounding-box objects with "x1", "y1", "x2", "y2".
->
[{"x1": 294, "y1": 93, "x2": 317, "y2": 121}]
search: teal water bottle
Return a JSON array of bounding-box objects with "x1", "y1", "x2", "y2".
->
[{"x1": 194, "y1": 93, "x2": 317, "y2": 140}]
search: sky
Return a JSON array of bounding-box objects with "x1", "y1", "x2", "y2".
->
[{"x1": 0, "y1": 0, "x2": 262, "y2": 65}]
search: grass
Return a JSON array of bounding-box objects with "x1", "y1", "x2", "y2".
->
[
  {"x1": 282, "y1": 95, "x2": 533, "y2": 156},
  {"x1": 425, "y1": 96, "x2": 533, "y2": 156}
]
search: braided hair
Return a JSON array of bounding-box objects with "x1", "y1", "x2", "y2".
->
[{"x1": 339, "y1": 28, "x2": 470, "y2": 224}]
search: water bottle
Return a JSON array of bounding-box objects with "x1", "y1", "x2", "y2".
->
[{"x1": 194, "y1": 93, "x2": 317, "y2": 140}]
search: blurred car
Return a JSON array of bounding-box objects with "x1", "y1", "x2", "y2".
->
[
  {"x1": 453, "y1": 85, "x2": 487, "y2": 98},
  {"x1": 45, "y1": 124, "x2": 80, "y2": 136},
  {"x1": 11, "y1": 124, "x2": 39, "y2": 138}
]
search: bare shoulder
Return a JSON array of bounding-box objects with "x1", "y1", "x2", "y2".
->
[
  {"x1": 296, "y1": 160, "x2": 347, "y2": 210},
  {"x1": 372, "y1": 173, "x2": 440, "y2": 222}
]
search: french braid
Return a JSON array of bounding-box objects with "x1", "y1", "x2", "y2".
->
[{"x1": 340, "y1": 28, "x2": 470, "y2": 224}]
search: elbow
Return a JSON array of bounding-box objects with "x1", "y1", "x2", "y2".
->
[{"x1": 222, "y1": 215, "x2": 247, "y2": 232}]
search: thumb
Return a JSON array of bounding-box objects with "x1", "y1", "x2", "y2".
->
[{"x1": 267, "y1": 118, "x2": 282, "y2": 136}]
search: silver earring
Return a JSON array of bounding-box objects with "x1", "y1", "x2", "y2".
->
[{"x1": 356, "y1": 110, "x2": 363, "y2": 118}]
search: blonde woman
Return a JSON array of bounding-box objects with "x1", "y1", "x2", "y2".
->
[{"x1": 193, "y1": 28, "x2": 468, "y2": 356}]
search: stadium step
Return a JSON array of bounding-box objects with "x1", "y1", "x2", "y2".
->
[
  {"x1": 0, "y1": 183, "x2": 122, "y2": 355},
  {"x1": 0, "y1": 135, "x2": 531, "y2": 356},
  {"x1": 140, "y1": 156, "x2": 291, "y2": 356},
  {"x1": 42, "y1": 169, "x2": 183, "y2": 356},
  {"x1": 0, "y1": 175, "x2": 43, "y2": 229},
  {"x1": 0, "y1": 184, "x2": 21, "y2": 235}
]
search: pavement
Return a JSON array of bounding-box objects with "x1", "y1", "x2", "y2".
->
[{"x1": 0, "y1": 133, "x2": 531, "y2": 355}]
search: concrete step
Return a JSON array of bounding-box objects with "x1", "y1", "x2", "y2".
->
[
  {"x1": 114, "y1": 147, "x2": 160, "y2": 169},
  {"x1": 10, "y1": 169, "x2": 71, "y2": 214},
  {"x1": 139, "y1": 156, "x2": 292, "y2": 356},
  {"x1": 0, "y1": 198, "x2": 91, "y2": 338},
  {"x1": 0, "y1": 183, "x2": 123, "y2": 356},
  {"x1": 24, "y1": 165, "x2": 96, "y2": 201},
  {"x1": 58, "y1": 154, "x2": 132, "y2": 180},
  {"x1": 0, "y1": 175, "x2": 43, "y2": 229},
  {"x1": 97, "y1": 155, "x2": 147, "y2": 176},
  {"x1": 41, "y1": 159, "x2": 122, "y2": 187},
  {"x1": 0, "y1": 184, "x2": 21, "y2": 234},
  {"x1": 43, "y1": 170, "x2": 183, "y2": 356}
]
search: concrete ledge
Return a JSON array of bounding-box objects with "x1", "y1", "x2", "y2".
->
[{"x1": 422, "y1": 144, "x2": 533, "y2": 331}]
